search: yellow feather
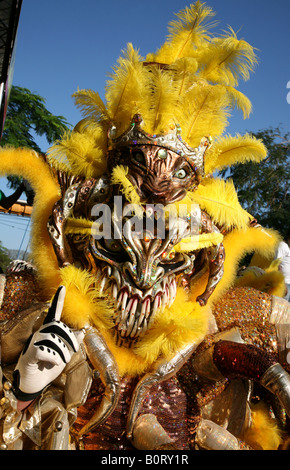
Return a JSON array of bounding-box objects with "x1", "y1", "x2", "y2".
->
[
  {"x1": 72, "y1": 88, "x2": 110, "y2": 125},
  {"x1": 144, "y1": 66, "x2": 179, "y2": 134},
  {"x1": 189, "y1": 177, "x2": 251, "y2": 230},
  {"x1": 105, "y1": 43, "x2": 151, "y2": 133},
  {"x1": 59, "y1": 265, "x2": 115, "y2": 330},
  {"x1": 235, "y1": 268, "x2": 286, "y2": 298},
  {"x1": 167, "y1": 2, "x2": 216, "y2": 59},
  {"x1": 198, "y1": 28, "x2": 258, "y2": 86},
  {"x1": 169, "y1": 57, "x2": 199, "y2": 97},
  {"x1": 47, "y1": 124, "x2": 107, "y2": 179},
  {"x1": 99, "y1": 285, "x2": 210, "y2": 376},
  {"x1": 225, "y1": 86, "x2": 252, "y2": 119},
  {"x1": 175, "y1": 232, "x2": 223, "y2": 252},
  {"x1": 243, "y1": 403, "x2": 283, "y2": 450},
  {"x1": 110, "y1": 165, "x2": 143, "y2": 219},
  {"x1": 205, "y1": 133, "x2": 267, "y2": 174},
  {"x1": 207, "y1": 226, "x2": 280, "y2": 304},
  {"x1": 133, "y1": 286, "x2": 209, "y2": 364},
  {"x1": 145, "y1": 2, "x2": 216, "y2": 64},
  {"x1": 177, "y1": 81, "x2": 230, "y2": 148}
]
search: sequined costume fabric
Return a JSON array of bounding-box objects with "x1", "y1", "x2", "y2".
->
[
  {"x1": 0, "y1": 271, "x2": 43, "y2": 322},
  {"x1": 213, "y1": 340, "x2": 277, "y2": 381},
  {"x1": 212, "y1": 287, "x2": 277, "y2": 357}
]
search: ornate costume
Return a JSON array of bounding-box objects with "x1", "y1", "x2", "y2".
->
[{"x1": 0, "y1": 2, "x2": 290, "y2": 450}]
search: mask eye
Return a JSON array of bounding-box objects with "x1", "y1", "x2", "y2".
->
[
  {"x1": 174, "y1": 168, "x2": 188, "y2": 179},
  {"x1": 132, "y1": 150, "x2": 146, "y2": 165},
  {"x1": 103, "y1": 239, "x2": 123, "y2": 252}
]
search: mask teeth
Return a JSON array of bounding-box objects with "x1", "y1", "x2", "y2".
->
[
  {"x1": 116, "y1": 289, "x2": 124, "y2": 309},
  {"x1": 125, "y1": 298, "x2": 138, "y2": 337},
  {"x1": 101, "y1": 273, "x2": 178, "y2": 341},
  {"x1": 99, "y1": 274, "x2": 107, "y2": 295},
  {"x1": 168, "y1": 277, "x2": 177, "y2": 307},
  {"x1": 137, "y1": 298, "x2": 150, "y2": 328},
  {"x1": 112, "y1": 283, "x2": 118, "y2": 300}
]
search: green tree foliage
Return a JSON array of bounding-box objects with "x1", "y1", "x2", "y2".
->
[
  {"x1": 220, "y1": 127, "x2": 290, "y2": 237},
  {"x1": 1, "y1": 85, "x2": 69, "y2": 152},
  {"x1": 0, "y1": 241, "x2": 11, "y2": 271},
  {"x1": 0, "y1": 86, "x2": 70, "y2": 189}
]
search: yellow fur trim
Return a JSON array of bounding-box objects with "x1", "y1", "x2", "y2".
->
[
  {"x1": 243, "y1": 403, "x2": 283, "y2": 450},
  {"x1": 250, "y1": 252, "x2": 282, "y2": 270},
  {"x1": 65, "y1": 217, "x2": 93, "y2": 236},
  {"x1": 134, "y1": 287, "x2": 209, "y2": 361},
  {"x1": 235, "y1": 268, "x2": 286, "y2": 298},
  {"x1": 0, "y1": 148, "x2": 61, "y2": 297}
]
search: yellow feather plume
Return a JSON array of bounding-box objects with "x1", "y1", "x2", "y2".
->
[
  {"x1": 47, "y1": 2, "x2": 259, "y2": 174},
  {"x1": 224, "y1": 86, "x2": 252, "y2": 119},
  {"x1": 189, "y1": 177, "x2": 251, "y2": 230},
  {"x1": 144, "y1": 66, "x2": 180, "y2": 134},
  {"x1": 59, "y1": 265, "x2": 115, "y2": 330},
  {"x1": 105, "y1": 43, "x2": 151, "y2": 134},
  {"x1": 243, "y1": 403, "x2": 283, "y2": 450},
  {"x1": 197, "y1": 28, "x2": 258, "y2": 86},
  {"x1": 133, "y1": 287, "x2": 209, "y2": 364},
  {"x1": 72, "y1": 88, "x2": 110, "y2": 125},
  {"x1": 169, "y1": 57, "x2": 199, "y2": 96},
  {"x1": 0, "y1": 148, "x2": 61, "y2": 297},
  {"x1": 205, "y1": 133, "x2": 267, "y2": 174},
  {"x1": 176, "y1": 82, "x2": 230, "y2": 147},
  {"x1": 147, "y1": 1, "x2": 216, "y2": 63},
  {"x1": 175, "y1": 232, "x2": 223, "y2": 252},
  {"x1": 235, "y1": 266, "x2": 286, "y2": 298},
  {"x1": 47, "y1": 124, "x2": 107, "y2": 179},
  {"x1": 207, "y1": 226, "x2": 280, "y2": 304}
]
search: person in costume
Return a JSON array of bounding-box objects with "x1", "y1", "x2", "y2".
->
[
  {"x1": 0, "y1": 2, "x2": 290, "y2": 450},
  {"x1": 275, "y1": 232, "x2": 290, "y2": 301}
]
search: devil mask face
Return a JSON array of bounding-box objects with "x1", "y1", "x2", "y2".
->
[{"x1": 108, "y1": 144, "x2": 200, "y2": 205}]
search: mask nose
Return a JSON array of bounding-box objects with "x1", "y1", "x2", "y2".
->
[
  {"x1": 121, "y1": 234, "x2": 166, "y2": 289},
  {"x1": 141, "y1": 176, "x2": 187, "y2": 204},
  {"x1": 123, "y1": 259, "x2": 165, "y2": 290}
]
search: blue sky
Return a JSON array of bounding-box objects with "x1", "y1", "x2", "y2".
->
[{"x1": 0, "y1": 0, "x2": 290, "y2": 252}]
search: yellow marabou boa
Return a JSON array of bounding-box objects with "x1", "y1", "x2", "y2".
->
[{"x1": 0, "y1": 148, "x2": 61, "y2": 295}]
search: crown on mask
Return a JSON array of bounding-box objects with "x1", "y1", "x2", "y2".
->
[{"x1": 108, "y1": 114, "x2": 211, "y2": 177}]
